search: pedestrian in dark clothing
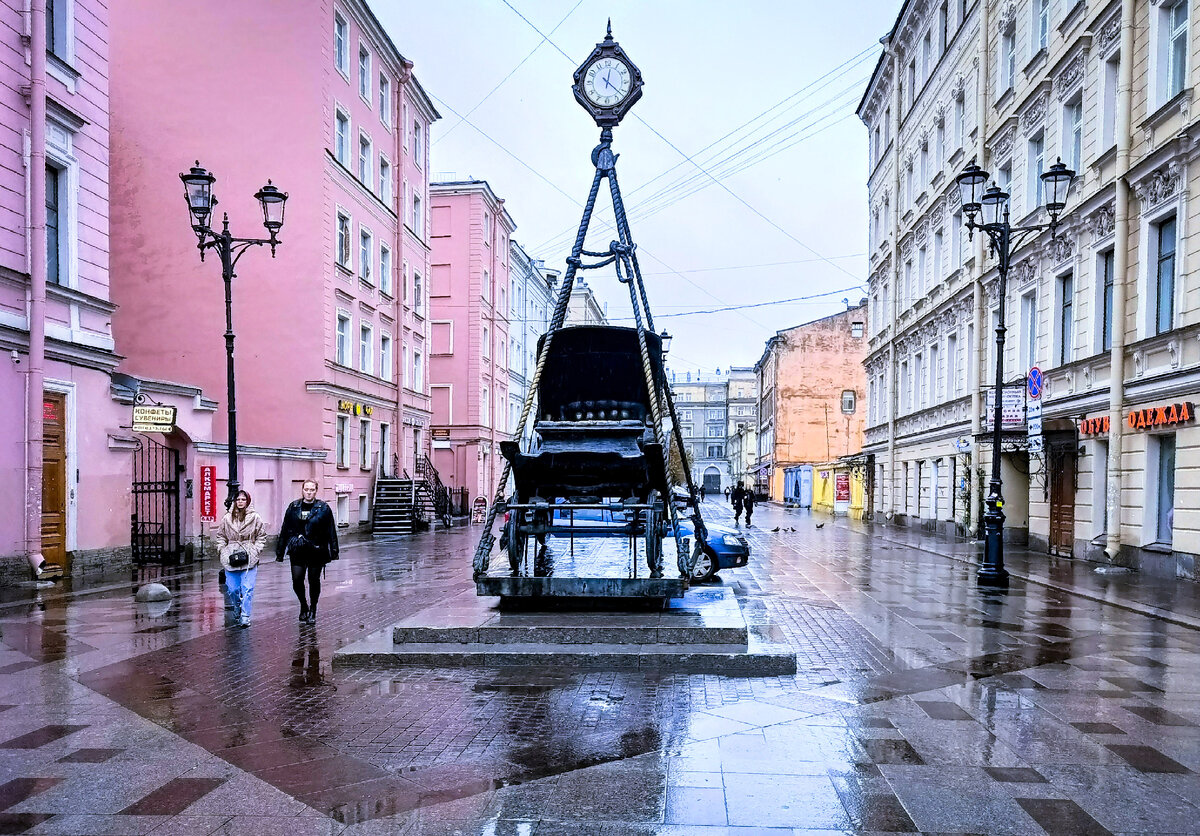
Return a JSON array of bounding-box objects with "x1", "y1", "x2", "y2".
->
[
  {"x1": 743, "y1": 485, "x2": 756, "y2": 527},
  {"x1": 731, "y1": 483, "x2": 744, "y2": 525},
  {"x1": 724, "y1": 486, "x2": 731, "y2": 500},
  {"x1": 699, "y1": 485, "x2": 706, "y2": 501},
  {"x1": 276, "y1": 479, "x2": 339, "y2": 624}
]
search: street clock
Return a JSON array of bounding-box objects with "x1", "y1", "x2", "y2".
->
[{"x1": 571, "y1": 22, "x2": 644, "y2": 128}]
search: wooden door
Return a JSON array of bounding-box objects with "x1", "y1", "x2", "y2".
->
[
  {"x1": 1049, "y1": 444, "x2": 1076, "y2": 557},
  {"x1": 41, "y1": 392, "x2": 68, "y2": 570}
]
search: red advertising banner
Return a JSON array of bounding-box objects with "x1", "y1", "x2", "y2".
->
[
  {"x1": 199, "y1": 465, "x2": 217, "y2": 521},
  {"x1": 835, "y1": 472, "x2": 851, "y2": 502}
]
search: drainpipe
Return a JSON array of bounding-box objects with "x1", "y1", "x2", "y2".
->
[
  {"x1": 886, "y1": 38, "x2": 901, "y2": 522},
  {"x1": 970, "y1": 0, "x2": 991, "y2": 538},
  {"x1": 24, "y1": 0, "x2": 47, "y2": 575},
  {"x1": 1105, "y1": 0, "x2": 1135, "y2": 565}
]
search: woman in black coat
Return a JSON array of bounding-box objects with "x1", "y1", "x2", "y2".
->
[{"x1": 276, "y1": 479, "x2": 339, "y2": 624}]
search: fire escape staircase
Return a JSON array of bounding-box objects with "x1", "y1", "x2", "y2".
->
[{"x1": 371, "y1": 456, "x2": 450, "y2": 536}]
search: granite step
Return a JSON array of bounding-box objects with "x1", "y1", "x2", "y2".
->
[{"x1": 392, "y1": 622, "x2": 748, "y2": 645}]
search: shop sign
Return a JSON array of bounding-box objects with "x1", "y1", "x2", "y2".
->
[
  {"x1": 333, "y1": 482, "x2": 354, "y2": 494},
  {"x1": 199, "y1": 465, "x2": 217, "y2": 521},
  {"x1": 985, "y1": 386, "x2": 1026, "y2": 429},
  {"x1": 834, "y1": 472, "x2": 850, "y2": 502},
  {"x1": 133, "y1": 405, "x2": 177, "y2": 434},
  {"x1": 432, "y1": 428, "x2": 450, "y2": 441},
  {"x1": 471, "y1": 496, "x2": 488, "y2": 524},
  {"x1": 818, "y1": 470, "x2": 830, "y2": 479},
  {"x1": 1079, "y1": 415, "x2": 1110, "y2": 436},
  {"x1": 337, "y1": 400, "x2": 373, "y2": 416},
  {"x1": 1127, "y1": 402, "x2": 1194, "y2": 431},
  {"x1": 42, "y1": 400, "x2": 58, "y2": 421}
]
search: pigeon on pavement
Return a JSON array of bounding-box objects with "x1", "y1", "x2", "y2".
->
[{"x1": 815, "y1": 523, "x2": 825, "y2": 529}]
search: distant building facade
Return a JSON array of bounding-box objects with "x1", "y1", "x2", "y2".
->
[
  {"x1": 726, "y1": 367, "x2": 758, "y2": 489},
  {"x1": 565, "y1": 277, "x2": 608, "y2": 326},
  {"x1": 753, "y1": 305, "x2": 869, "y2": 501},
  {"x1": 671, "y1": 370, "x2": 731, "y2": 494},
  {"x1": 428, "y1": 180, "x2": 516, "y2": 504},
  {"x1": 507, "y1": 240, "x2": 555, "y2": 444}
]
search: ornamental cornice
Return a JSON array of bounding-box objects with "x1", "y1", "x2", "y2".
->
[
  {"x1": 989, "y1": 122, "x2": 1017, "y2": 161},
  {"x1": 1047, "y1": 225, "x2": 1078, "y2": 266},
  {"x1": 1132, "y1": 161, "x2": 1183, "y2": 209},
  {"x1": 997, "y1": 1, "x2": 1018, "y2": 33},
  {"x1": 1021, "y1": 91, "x2": 1049, "y2": 134},
  {"x1": 1087, "y1": 202, "x2": 1116, "y2": 240},
  {"x1": 1010, "y1": 257, "x2": 1039, "y2": 291},
  {"x1": 1095, "y1": 8, "x2": 1121, "y2": 57},
  {"x1": 1055, "y1": 47, "x2": 1087, "y2": 100}
]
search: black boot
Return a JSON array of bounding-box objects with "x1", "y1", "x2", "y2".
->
[
  {"x1": 306, "y1": 604, "x2": 317, "y2": 624},
  {"x1": 299, "y1": 604, "x2": 309, "y2": 622}
]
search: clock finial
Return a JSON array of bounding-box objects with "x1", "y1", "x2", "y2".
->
[{"x1": 606, "y1": 19, "x2": 613, "y2": 40}]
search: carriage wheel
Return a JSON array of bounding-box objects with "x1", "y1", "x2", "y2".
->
[{"x1": 506, "y1": 512, "x2": 527, "y2": 576}]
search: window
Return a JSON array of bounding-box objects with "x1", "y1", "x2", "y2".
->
[
  {"x1": 1103, "y1": 53, "x2": 1120, "y2": 149},
  {"x1": 841, "y1": 390, "x2": 857, "y2": 414},
  {"x1": 1155, "y1": 433, "x2": 1177, "y2": 543},
  {"x1": 336, "y1": 415, "x2": 350, "y2": 468},
  {"x1": 967, "y1": 323, "x2": 975, "y2": 388},
  {"x1": 907, "y1": 60, "x2": 916, "y2": 109},
  {"x1": 1063, "y1": 97, "x2": 1083, "y2": 173},
  {"x1": 939, "y1": 3, "x2": 948, "y2": 52},
  {"x1": 46, "y1": 0, "x2": 69, "y2": 59},
  {"x1": 1028, "y1": 133, "x2": 1045, "y2": 210},
  {"x1": 482, "y1": 268, "x2": 490, "y2": 301},
  {"x1": 481, "y1": 386, "x2": 490, "y2": 427},
  {"x1": 1033, "y1": 0, "x2": 1049, "y2": 53},
  {"x1": 413, "y1": 271, "x2": 423, "y2": 310},
  {"x1": 359, "y1": 494, "x2": 369, "y2": 522},
  {"x1": 914, "y1": 353, "x2": 925, "y2": 407},
  {"x1": 358, "y1": 45, "x2": 371, "y2": 101},
  {"x1": 360, "y1": 418, "x2": 371, "y2": 468},
  {"x1": 380, "y1": 245, "x2": 392, "y2": 296},
  {"x1": 954, "y1": 95, "x2": 965, "y2": 149},
  {"x1": 899, "y1": 360, "x2": 910, "y2": 411},
  {"x1": 921, "y1": 32, "x2": 931, "y2": 81},
  {"x1": 379, "y1": 423, "x2": 391, "y2": 476},
  {"x1": 45, "y1": 164, "x2": 61, "y2": 285},
  {"x1": 482, "y1": 325, "x2": 490, "y2": 358},
  {"x1": 334, "y1": 13, "x2": 348, "y2": 75},
  {"x1": 1155, "y1": 215, "x2": 1177, "y2": 334},
  {"x1": 335, "y1": 110, "x2": 350, "y2": 166},
  {"x1": 707, "y1": 445, "x2": 724, "y2": 458},
  {"x1": 851, "y1": 321, "x2": 865, "y2": 339},
  {"x1": 411, "y1": 193, "x2": 423, "y2": 236},
  {"x1": 920, "y1": 144, "x2": 929, "y2": 186},
  {"x1": 413, "y1": 121, "x2": 424, "y2": 167},
  {"x1": 935, "y1": 122, "x2": 945, "y2": 171},
  {"x1": 1057, "y1": 272, "x2": 1074, "y2": 365},
  {"x1": 379, "y1": 157, "x2": 391, "y2": 203},
  {"x1": 951, "y1": 209, "x2": 963, "y2": 267},
  {"x1": 1165, "y1": 0, "x2": 1189, "y2": 100},
  {"x1": 336, "y1": 211, "x2": 351, "y2": 267},
  {"x1": 358, "y1": 134, "x2": 371, "y2": 183},
  {"x1": 359, "y1": 228, "x2": 372, "y2": 281},
  {"x1": 380, "y1": 333, "x2": 392, "y2": 381},
  {"x1": 413, "y1": 350, "x2": 423, "y2": 390},
  {"x1": 379, "y1": 74, "x2": 391, "y2": 126},
  {"x1": 930, "y1": 342, "x2": 942, "y2": 402},
  {"x1": 359, "y1": 323, "x2": 373, "y2": 374},
  {"x1": 1100, "y1": 249, "x2": 1114, "y2": 351},
  {"x1": 933, "y1": 230, "x2": 943, "y2": 284},
  {"x1": 917, "y1": 246, "x2": 927, "y2": 299},
  {"x1": 946, "y1": 333, "x2": 958, "y2": 394},
  {"x1": 336, "y1": 312, "x2": 350, "y2": 365},
  {"x1": 1000, "y1": 26, "x2": 1015, "y2": 92},
  {"x1": 997, "y1": 162, "x2": 1011, "y2": 194},
  {"x1": 1020, "y1": 292, "x2": 1037, "y2": 371}
]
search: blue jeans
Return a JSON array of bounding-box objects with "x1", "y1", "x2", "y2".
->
[{"x1": 226, "y1": 566, "x2": 258, "y2": 620}]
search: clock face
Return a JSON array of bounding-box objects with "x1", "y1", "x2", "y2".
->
[{"x1": 583, "y1": 57, "x2": 632, "y2": 107}]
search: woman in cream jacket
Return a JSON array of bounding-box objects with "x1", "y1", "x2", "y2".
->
[{"x1": 214, "y1": 490, "x2": 269, "y2": 627}]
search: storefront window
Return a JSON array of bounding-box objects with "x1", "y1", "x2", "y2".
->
[{"x1": 1157, "y1": 434, "x2": 1176, "y2": 544}]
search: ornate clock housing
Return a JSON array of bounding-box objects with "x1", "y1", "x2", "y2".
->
[{"x1": 572, "y1": 23, "x2": 644, "y2": 128}]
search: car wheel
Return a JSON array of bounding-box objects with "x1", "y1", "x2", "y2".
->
[{"x1": 690, "y1": 549, "x2": 717, "y2": 583}]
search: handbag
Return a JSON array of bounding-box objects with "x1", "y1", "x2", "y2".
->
[{"x1": 228, "y1": 549, "x2": 250, "y2": 569}]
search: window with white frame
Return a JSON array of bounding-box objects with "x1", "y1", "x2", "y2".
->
[
  {"x1": 842, "y1": 389, "x2": 857, "y2": 414},
  {"x1": 933, "y1": 230, "x2": 943, "y2": 284},
  {"x1": 951, "y1": 209, "x2": 963, "y2": 267},
  {"x1": 402, "y1": 345, "x2": 409, "y2": 387},
  {"x1": 1020, "y1": 291, "x2": 1037, "y2": 371},
  {"x1": 359, "y1": 417, "x2": 371, "y2": 468},
  {"x1": 1099, "y1": 249, "x2": 1114, "y2": 352},
  {"x1": 413, "y1": 120, "x2": 424, "y2": 167},
  {"x1": 930, "y1": 342, "x2": 942, "y2": 402},
  {"x1": 359, "y1": 494, "x2": 369, "y2": 521},
  {"x1": 482, "y1": 268, "x2": 490, "y2": 301},
  {"x1": 336, "y1": 312, "x2": 350, "y2": 365},
  {"x1": 481, "y1": 386, "x2": 490, "y2": 427},
  {"x1": 379, "y1": 423, "x2": 391, "y2": 475},
  {"x1": 1161, "y1": 0, "x2": 1189, "y2": 102},
  {"x1": 379, "y1": 157, "x2": 391, "y2": 203},
  {"x1": 380, "y1": 332, "x2": 392, "y2": 381},
  {"x1": 954, "y1": 95, "x2": 965, "y2": 149},
  {"x1": 914, "y1": 352, "x2": 925, "y2": 407},
  {"x1": 1063, "y1": 96, "x2": 1083, "y2": 173},
  {"x1": 1000, "y1": 25, "x2": 1015, "y2": 93},
  {"x1": 1154, "y1": 214, "x2": 1178, "y2": 335},
  {"x1": 920, "y1": 143, "x2": 929, "y2": 187},
  {"x1": 482, "y1": 325, "x2": 490, "y2": 358},
  {"x1": 1033, "y1": 0, "x2": 1049, "y2": 54},
  {"x1": 46, "y1": 0, "x2": 71, "y2": 60},
  {"x1": 45, "y1": 162, "x2": 64, "y2": 285},
  {"x1": 411, "y1": 193, "x2": 423, "y2": 236},
  {"x1": 359, "y1": 323, "x2": 373, "y2": 374},
  {"x1": 921, "y1": 32, "x2": 931, "y2": 81},
  {"x1": 335, "y1": 109, "x2": 350, "y2": 166},
  {"x1": 939, "y1": 2, "x2": 948, "y2": 51},
  {"x1": 380, "y1": 245, "x2": 392, "y2": 296},
  {"x1": 1102, "y1": 53, "x2": 1120, "y2": 148},
  {"x1": 336, "y1": 415, "x2": 350, "y2": 468},
  {"x1": 967, "y1": 322, "x2": 975, "y2": 388},
  {"x1": 935, "y1": 121, "x2": 945, "y2": 171},
  {"x1": 899, "y1": 360, "x2": 910, "y2": 411},
  {"x1": 906, "y1": 60, "x2": 916, "y2": 109},
  {"x1": 334, "y1": 13, "x2": 349, "y2": 76},
  {"x1": 359, "y1": 227, "x2": 372, "y2": 282},
  {"x1": 337, "y1": 211, "x2": 351, "y2": 268},
  {"x1": 1057, "y1": 271, "x2": 1074, "y2": 366},
  {"x1": 906, "y1": 162, "x2": 915, "y2": 208},
  {"x1": 413, "y1": 349, "x2": 423, "y2": 391},
  {"x1": 1028, "y1": 132, "x2": 1045, "y2": 211},
  {"x1": 946, "y1": 332, "x2": 958, "y2": 394},
  {"x1": 413, "y1": 271, "x2": 423, "y2": 311},
  {"x1": 358, "y1": 44, "x2": 371, "y2": 102},
  {"x1": 379, "y1": 74, "x2": 391, "y2": 126},
  {"x1": 1152, "y1": 433, "x2": 1177, "y2": 544},
  {"x1": 358, "y1": 133, "x2": 371, "y2": 184},
  {"x1": 917, "y1": 246, "x2": 927, "y2": 299}
]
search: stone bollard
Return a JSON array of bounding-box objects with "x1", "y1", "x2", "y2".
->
[{"x1": 134, "y1": 583, "x2": 172, "y2": 603}]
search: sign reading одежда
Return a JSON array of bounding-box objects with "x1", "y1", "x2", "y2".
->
[
  {"x1": 1079, "y1": 402, "x2": 1195, "y2": 435},
  {"x1": 132, "y1": 405, "x2": 177, "y2": 433}
]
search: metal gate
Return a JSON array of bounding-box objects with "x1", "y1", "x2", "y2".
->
[{"x1": 131, "y1": 436, "x2": 183, "y2": 564}]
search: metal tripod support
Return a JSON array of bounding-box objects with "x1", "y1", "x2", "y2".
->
[{"x1": 472, "y1": 128, "x2": 707, "y2": 579}]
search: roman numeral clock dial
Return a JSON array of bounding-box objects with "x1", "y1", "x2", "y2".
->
[{"x1": 571, "y1": 23, "x2": 645, "y2": 128}]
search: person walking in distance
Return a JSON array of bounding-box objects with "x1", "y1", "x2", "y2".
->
[
  {"x1": 731, "y1": 482, "x2": 745, "y2": 525},
  {"x1": 276, "y1": 479, "x2": 339, "y2": 624},
  {"x1": 215, "y1": 490, "x2": 268, "y2": 628},
  {"x1": 743, "y1": 483, "x2": 756, "y2": 527}
]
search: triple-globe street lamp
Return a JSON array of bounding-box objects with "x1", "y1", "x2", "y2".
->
[
  {"x1": 180, "y1": 163, "x2": 288, "y2": 509},
  {"x1": 955, "y1": 156, "x2": 1074, "y2": 584}
]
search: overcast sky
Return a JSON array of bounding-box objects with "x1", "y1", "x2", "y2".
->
[{"x1": 375, "y1": 0, "x2": 900, "y2": 375}]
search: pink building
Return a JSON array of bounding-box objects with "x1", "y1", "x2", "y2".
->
[
  {"x1": 0, "y1": 0, "x2": 158, "y2": 580},
  {"x1": 429, "y1": 181, "x2": 516, "y2": 504},
  {"x1": 109, "y1": 0, "x2": 439, "y2": 535}
]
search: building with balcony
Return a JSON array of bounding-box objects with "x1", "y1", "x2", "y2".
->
[{"x1": 861, "y1": 0, "x2": 1200, "y2": 578}]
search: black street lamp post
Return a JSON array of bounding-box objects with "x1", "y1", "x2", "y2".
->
[
  {"x1": 180, "y1": 162, "x2": 288, "y2": 509},
  {"x1": 955, "y1": 157, "x2": 1073, "y2": 584}
]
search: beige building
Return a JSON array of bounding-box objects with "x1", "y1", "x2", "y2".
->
[
  {"x1": 564, "y1": 277, "x2": 607, "y2": 326},
  {"x1": 671, "y1": 370, "x2": 731, "y2": 494},
  {"x1": 726, "y1": 367, "x2": 758, "y2": 489},
  {"x1": 861, "y1": 0, "x2": 1200, "y2": 579}
]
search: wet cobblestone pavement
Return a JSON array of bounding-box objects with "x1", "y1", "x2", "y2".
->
[{"x1": 1, "y1": 502, "x2": 1200, "y2": 832}]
